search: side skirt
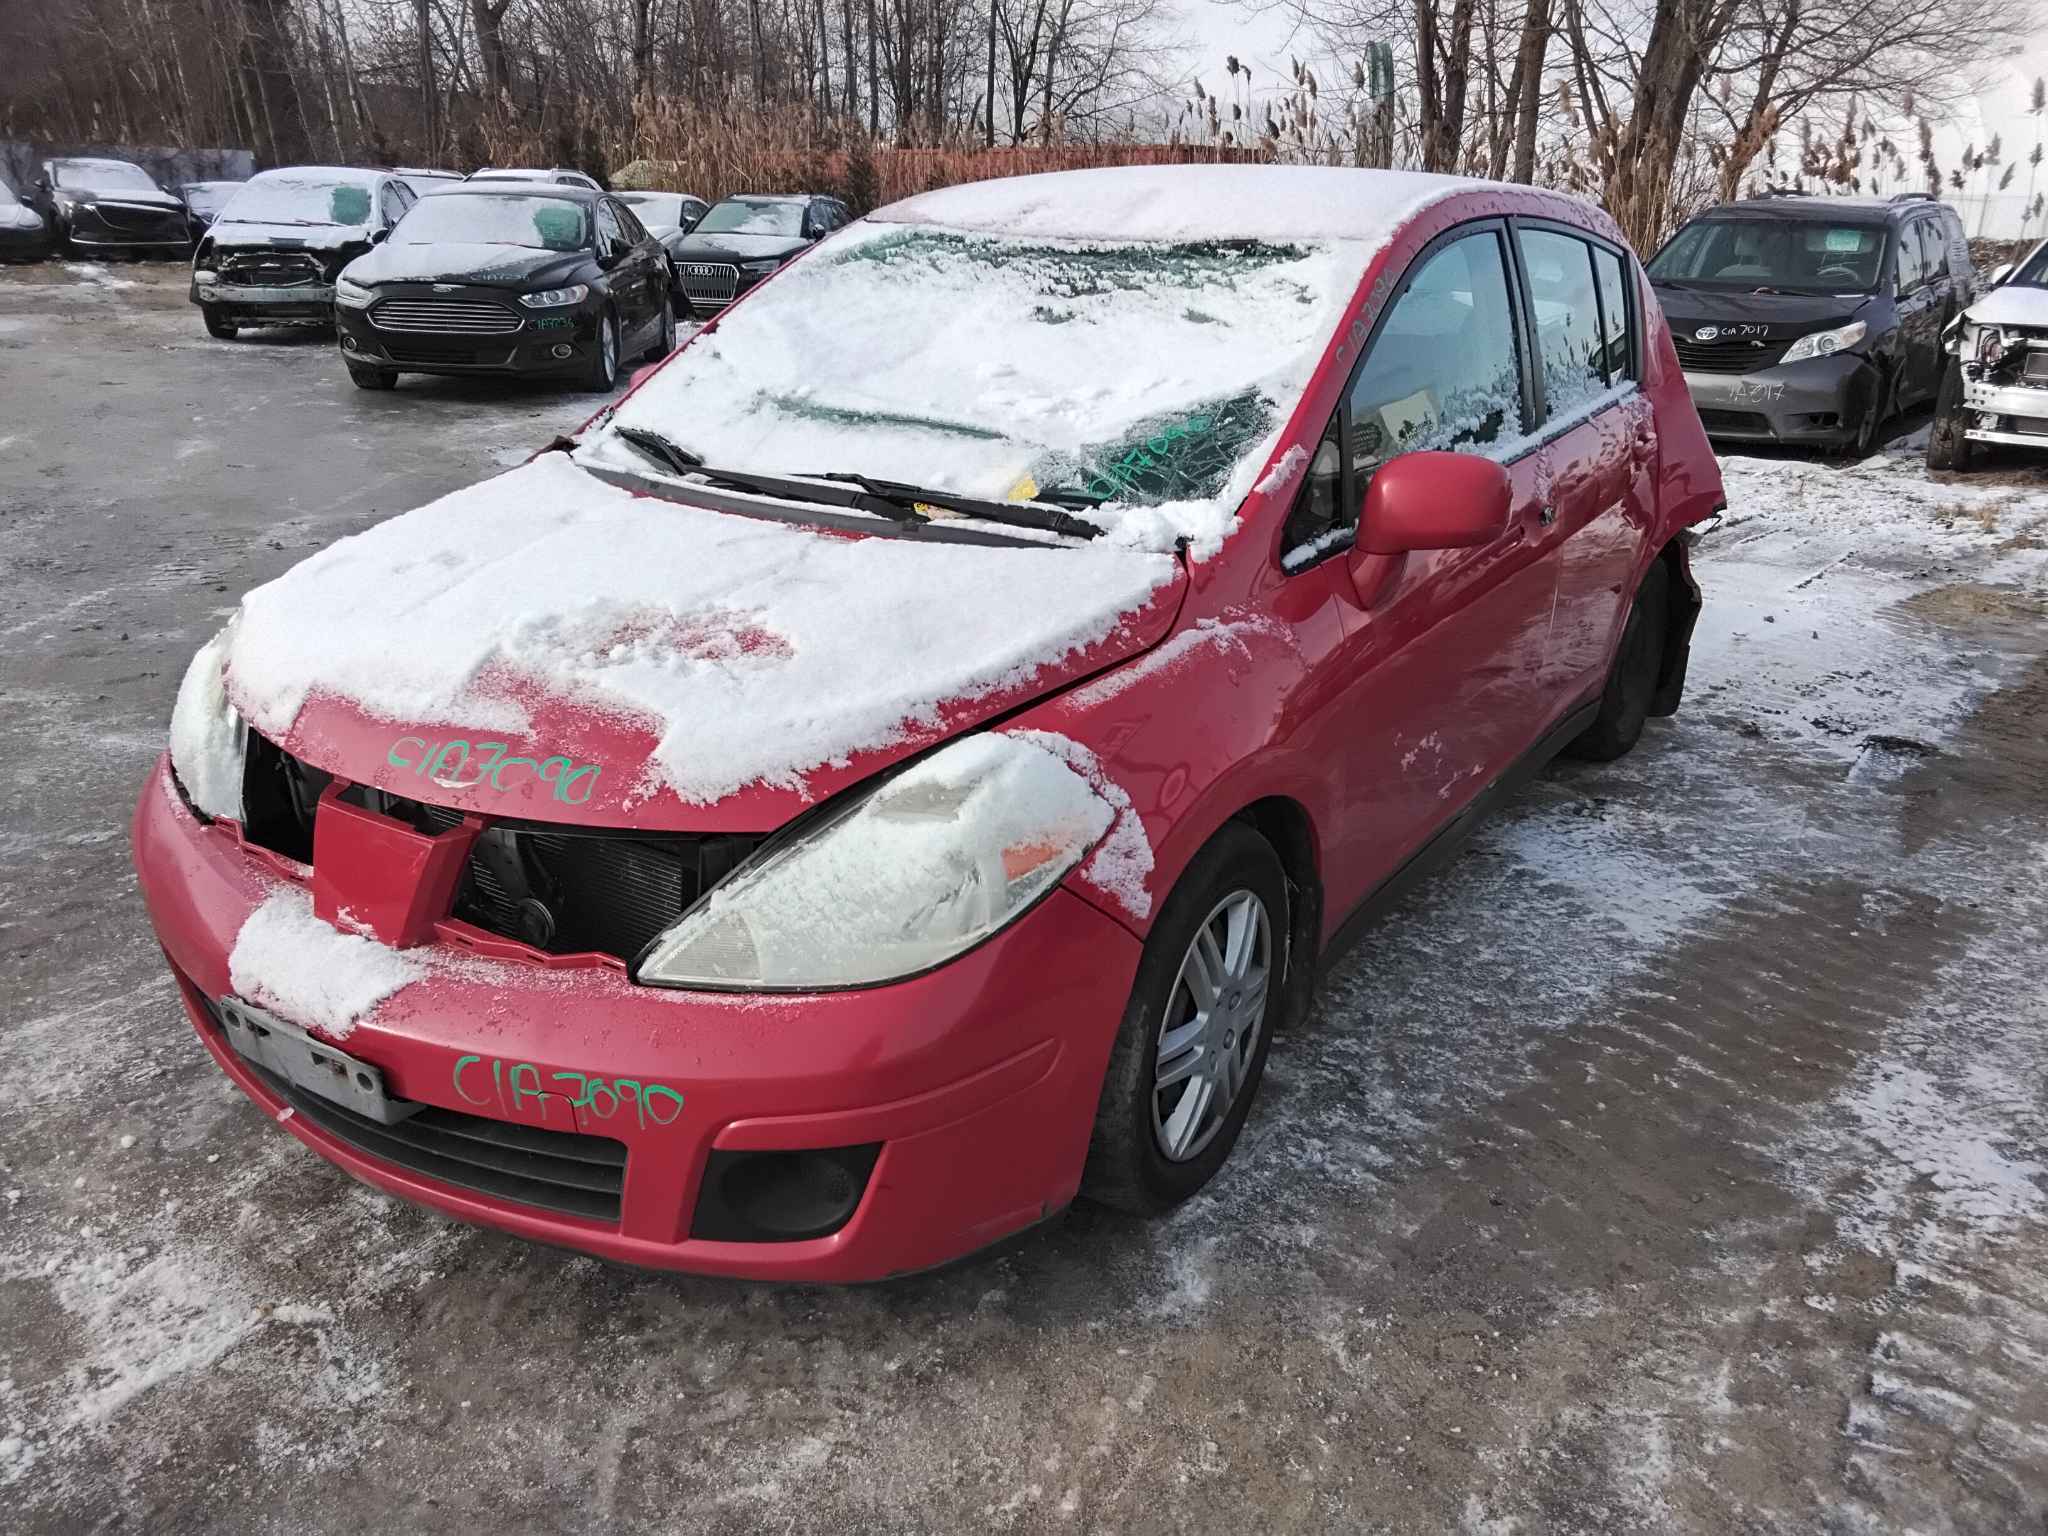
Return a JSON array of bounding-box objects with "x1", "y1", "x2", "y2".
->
[{"x1": 1318, "y1": 699, "x2": 1600, "y2": 980}]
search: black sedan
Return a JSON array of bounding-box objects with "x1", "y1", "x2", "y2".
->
[
  {"x1": 332, "y1": 184, "x2": 673, "y2": 391},
  {"x1": 666, "y1": 193, "x2": 850, "y2": 316},
  {"x1": 27, "y1": 157, "x2": 192, "y2": 257}
]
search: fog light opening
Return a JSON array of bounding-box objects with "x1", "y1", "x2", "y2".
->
[
  {"x1": 690, "y1": 1144, "x2": 881, "y2": 1242},
  {"x1": 550, "y1": 342, "x2": 574, "y2": 359},
  {"x1": 340, "y1": 335, "x2": 359, "y2": 352}
]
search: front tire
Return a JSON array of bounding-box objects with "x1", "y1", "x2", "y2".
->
[
  {"x1": 648, "y1": 295, "x2": 676, "y2": 361},
  {"x1": 1082, "y1": 822, "x2": 1287, "y2": 1216},
  {"x1": 203, "y1": 310, "x2": 238, "y2": 340},
  {"x1": 1566, "y1": 560, "x2": 1670, "y2": 762},
  {"x1": 1926, "y1": 358, "x2": 1976, "y2": 472},
  {"x1": 583, "y1": 309, "x2": 620, "y2": 391},
  {"x1": 1850, "y1": 365, "x2": 1894, "y2": 457}
]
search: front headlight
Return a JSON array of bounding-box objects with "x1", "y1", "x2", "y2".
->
[
  {"x1": 1781, "y1": 320, "x2": 1867, "y2": 364},
  {"x1": 333, "y1": 275, "x2": 374, "y2": 308},
  {"x1": 739, "y1": 258, "x2": 783, "y2": 274},
  {"x1": 194, "y1": 268, "x2": 218, "y2": 285},
  {"x1": 518, "y1": 284, "x2": 589, "y2": 308},
  {"x1": 1975, "y1": 326, "x2": 2005, "y2": 367},
  {"x1": 169, "y1": 625, "x2": 246, "y2": 820},
  {"x1": 635, "y1": 733, "x2": 1116, "y2": 990}
]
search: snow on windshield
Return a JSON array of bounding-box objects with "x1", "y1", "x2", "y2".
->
[
  {"x1": 396, "y1": 193, "x2": 589, "y2": 249},
  {"x1": 696, "y1": 199, "x2": 803, "y2": 237},
  {"x1": 219, "y1": 172, "x2": 378, "y2": 228},
  {"x1": 597, "y1": 222, "x2": 1369, "y2": 557},
  {"x1": 54, "y1": 159, "x2": 157, "y2": 191}
]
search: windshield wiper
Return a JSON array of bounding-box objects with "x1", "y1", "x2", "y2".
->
[
  {"x1": 794, "y1": 472, "x2": 1104, "y2": 541},
  {"x1": 612, "y1": 425, "x2": 704, "y2": 476}
]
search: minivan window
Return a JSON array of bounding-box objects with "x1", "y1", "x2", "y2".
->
[
  {"x1": 1649, "y1": 218, "x2": 1887, "y2": 293},
  {"x1": 1518, "y1": 228, "x2": 1606, "y2": 413},
  {"x1": 1896, "y1": 224, "x2": 1925, "y2": 295},
  {"x1": 1348, "y1": 229, "x2": 1526, "y2": 478},
  {"x1": 1915, "y1": 219, "x2": 1949, "y2": 286},
  {"x1": 1593, "y1": 245, "x2": 1634, "y2": 382}
]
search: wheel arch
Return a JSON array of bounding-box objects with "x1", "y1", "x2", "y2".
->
[
  {"x1": 1228, "y1": 796, "x2": 1324, "y2": 1031},
  {"x1": 1648, "y1": 533, "x2": 1700, "y2": 717}
]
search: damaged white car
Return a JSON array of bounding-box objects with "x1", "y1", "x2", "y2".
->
[{"x1": 1928, "y1": 241, "x2": 2048, "y2": 470}]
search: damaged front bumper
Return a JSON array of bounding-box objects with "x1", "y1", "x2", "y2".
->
[
  {"x1": 1682, "y1": 353, "x2": 1881, "y2": 446},
  {"x1": 1957, "y1": 365, "x2": 2048, "y2": 446},
  {"x1": 132, "y1": 754, "x2": 1136, "y2": 1281}
]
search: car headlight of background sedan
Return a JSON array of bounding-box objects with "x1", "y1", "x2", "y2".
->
[
  {"x1": 635, "y1": 733, "x2": 1115, "y2": 990},
  {"x1": 739, "y1": 258, "x2": 783, "y2": 275},
  {"x1": 518, "y1": 284, "x2": 589, "y2": 308},
  {"x1": 333, "y1": 276, "x2": 375, "y2": 308},
  {"x1": 1781, "y1": 321, "x2": 1867, "y2": 364}
]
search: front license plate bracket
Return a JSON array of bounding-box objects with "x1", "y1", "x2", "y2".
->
[{"x1": 216, "y1": 996, "x2": 422, "y2": 1126}]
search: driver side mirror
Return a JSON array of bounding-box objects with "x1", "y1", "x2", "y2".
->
[
  {"x1": 369, "y1": 227, "x2": 388, "y2": 245},
  {"x1": 1353, "y1": 449, "x2": 1511, "y2": 558},
  {"x1": 597, "y1": 243, "x2": 624, "y2": 270},
  {"x1": 1990, "y1": 261, "x2": 2014, "y2": 287}
]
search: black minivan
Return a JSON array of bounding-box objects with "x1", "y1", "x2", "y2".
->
[{"x1": 1647, "y1": 192, "x2": 1976, "y2": 453}]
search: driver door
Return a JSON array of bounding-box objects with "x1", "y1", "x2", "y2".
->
[
  {"x1": 1893, "y1": 217, "x2": 1941, "y2": 402},
  {"x1": 1278, "y1": 222, "x2": 1565, "y2": 920}
]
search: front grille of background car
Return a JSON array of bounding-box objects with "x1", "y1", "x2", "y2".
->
[
  {"x1": 221, "y1": 250, "x2": 324, "y2": 287},
  {"x1": 238, "y1": 732, "x2": 759, "y2": 962},
  {"x1": 369, "y1": 297, "x2": 524, "y2": 334},
  {"x1": 678, "y1": 263, "x2": 738, "y2": 305},
  {"x1": 89, "y1": 203, "x2": 184, "y2": 237},
  {"x1": 1671, "y1": 336, "x2": 1792, "y2": 374}
]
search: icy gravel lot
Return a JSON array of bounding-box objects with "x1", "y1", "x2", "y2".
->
[{"x1": 3, "y1": 263, "x2": 2046, "y2": 1533}]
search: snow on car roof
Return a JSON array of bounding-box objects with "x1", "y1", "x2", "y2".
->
[
  {"x1": 245, "y1": 164, "x2": 384, "y2": 187},
  {"x1": 872, "y1": 164, "x2": 1475, "y2": 244}
]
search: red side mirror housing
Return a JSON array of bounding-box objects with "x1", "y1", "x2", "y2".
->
[{"x1": 1354, "y1": 449, "x2": 1512, "y2": 556}]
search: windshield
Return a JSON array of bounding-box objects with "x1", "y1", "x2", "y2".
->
[
  {"x1": 2006, "y1": 241, "x2": 2048, "y2": 288},
  {"x1": 219, "y1": 174, "x2": 377, "y2": 228},
  {"x1": 695, "y1": 199, "x2": 804, "y2": 237},
  {"x1": 1648, "y1": 217, "x2": 1886, "y2": 292},
  {"x1": 182, "y1": 182, "x2": 241, "y2": 217},
  {"x1": 394, "y1": 193, "x2": 590, "y2": 250},
  {"x1": 597, "y1": 223, "x2": 1357, "y2": 550},
  {"x1": 54, "y1": 160, "x2": 157, "y2": 192},
  {"x1": 620, "y1": 193, "x2": 685, "y2": 226}
]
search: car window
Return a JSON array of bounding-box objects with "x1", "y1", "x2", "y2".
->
[
  {"x1": 1650, "y1": 218, "x2": 1886, "y2": 293},
  {"x1": 1915, "y1": 219, "x2": 1948, "y2": 286},
  {"x1": 595, "y1": 200, "x2": 625, "y2": 252},
  {"x1": 1895, "y1": 224, "x2": 1925, "y2": 295},
  {"x1": 1282, "y1": 228, "x2": 1526, "y2": 569},
  {"x1": 613, "y1": 201, "x2": 649, "y2": 243},
  {"x1": 1592, "y1": 245, "x2": 1634, "y2": 382},
  {"x1": 1517, "y1": 228, "x2": 1607, "y2": 414},
  {"x1": 378, "y1": 183, "x2": 406, "y2": 227}
]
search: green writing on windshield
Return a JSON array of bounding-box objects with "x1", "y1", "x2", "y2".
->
[{"x1": 387, "y1": 735, "x2": 602, "y2": 805}]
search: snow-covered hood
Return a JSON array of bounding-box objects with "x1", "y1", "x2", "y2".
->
[
  {"x1": 1960, "y1": 284, "x2": 2048, "y2": 329},
  {"x1": 667, "y1": 230, "x2": 809, "y2": 263},
  {"x1": 221, "y1": 454, "x2": 1184, "y2": 833},
  {"x1": 1652, "y1": 283, "x2": 1872, "y2": 337},
  {"x1": 0, "y1": 200, "x2": 41, "y2": 231},
  {"x1": 208, "y1": 219, "x2": 374, "y2": 252},
  {"x1": 343, "y1": 241, "x2": 587, "y2": 288}
]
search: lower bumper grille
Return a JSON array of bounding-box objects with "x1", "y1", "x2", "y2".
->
[
  {"x1": 222, "y1": 251, "x2": 324, "y2": 287},
  {"x1": 678, "y1": 262, "x2": 738, "y2": 305},
  {"x1": 380, "y1": 341, "x2": 518, "y2": 366},
  {"x1": 188, "y1": 985, "x2": 629, "y2": 1221},
  {"x1": 1696, "y1": 408, "x2": 1773, "y2": 435}
]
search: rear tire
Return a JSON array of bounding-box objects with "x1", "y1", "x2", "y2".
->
[
  {"x1": 1925, "y1": 358, "x2": 1976, "y2": 472},
  {"x1": 1081, "y1": 822, "x2": 1288, "y2": 1216},
  {"x1": 648, "y1": 295, "x2": 676, "y2": 361},
  {"x1": 203, "y1": 310, "x2": 238, "y2": 340},
  {"x1": 346, "y1": 361, "x2": 396, "y2": 390},
  {"x1": 1566, "y1": 561, "x2": 1670, "y2": 762}
]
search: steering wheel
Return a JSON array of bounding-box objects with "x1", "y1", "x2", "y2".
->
[{"x1": 1816, "y1": 264, "x2": 1862, "y2": 283}]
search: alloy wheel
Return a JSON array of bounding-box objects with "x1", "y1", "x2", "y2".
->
[{"x1": 1152, "y1": 889, "x2": 1272, "y2": 1162}]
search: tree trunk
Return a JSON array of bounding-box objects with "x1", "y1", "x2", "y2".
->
[{"x1": 1508, "y1": 0, "x2": 1549, "y2": 182}]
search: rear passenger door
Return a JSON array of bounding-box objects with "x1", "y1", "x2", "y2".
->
[{"x1": 1512, "y1": 220, "x2": 1649, "y2": 704}]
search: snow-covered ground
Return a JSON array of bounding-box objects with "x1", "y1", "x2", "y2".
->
[{"x1": 2, "y1": 262, "x2": 2046, "y2": 1531}]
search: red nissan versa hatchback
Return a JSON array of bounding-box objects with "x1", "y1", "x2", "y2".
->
[{"x1": 133, "y1": 167, "x2": 1722, "y2": 1281}]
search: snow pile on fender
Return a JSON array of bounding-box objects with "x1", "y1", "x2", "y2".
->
[{"x1": 169, "y1": 626, "x2": 244, "y2": 821}]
